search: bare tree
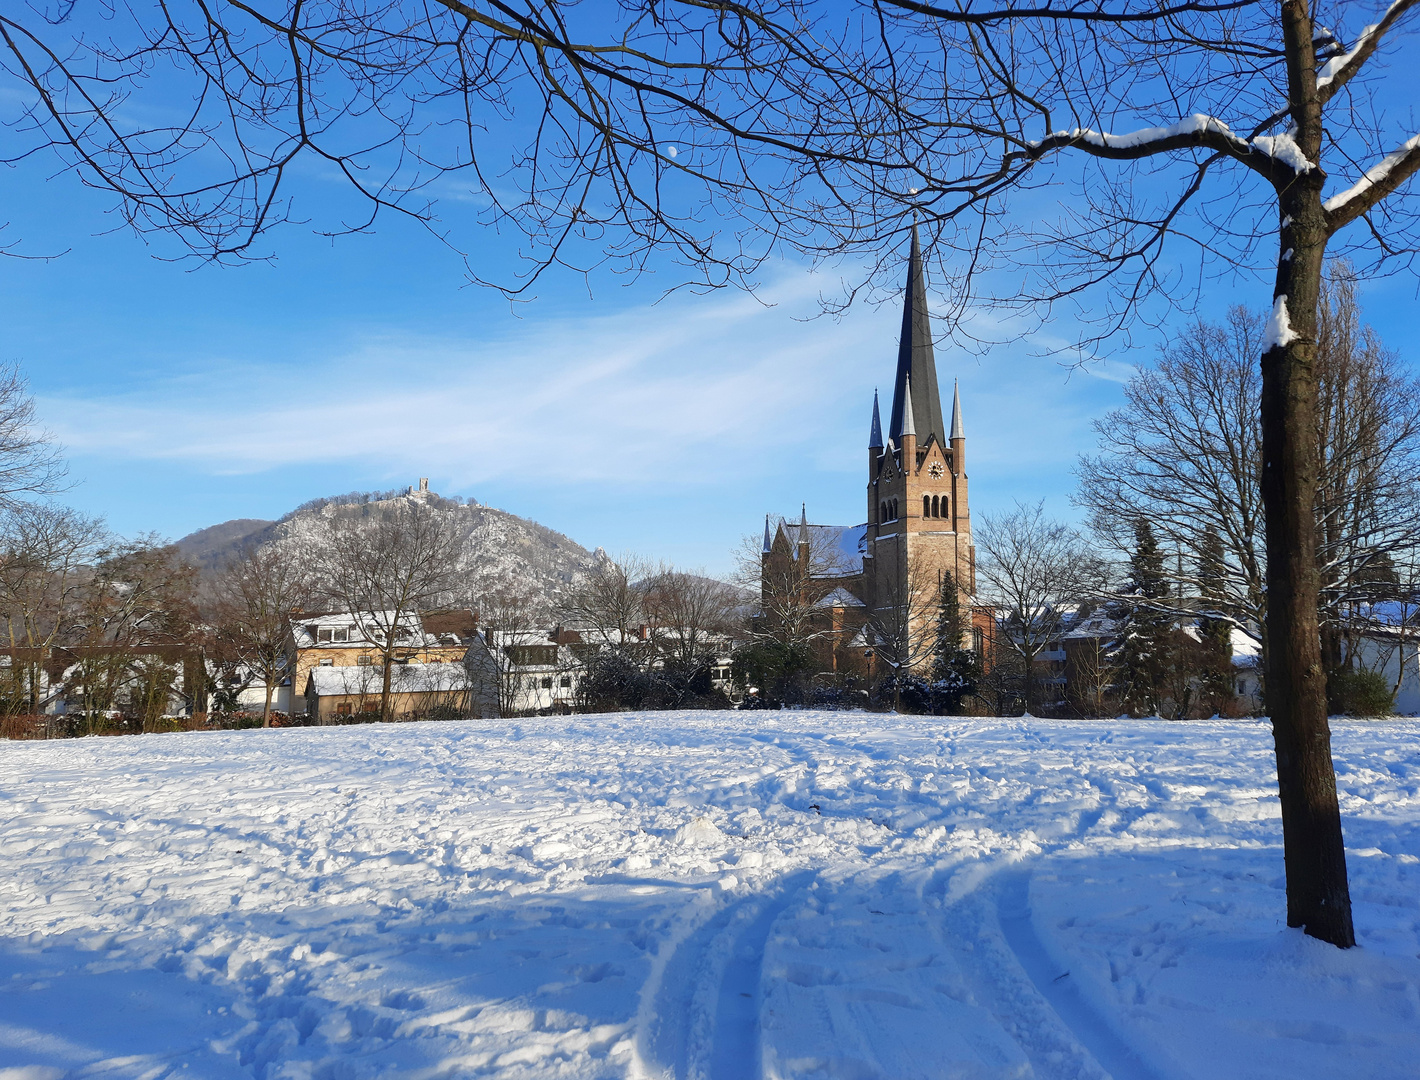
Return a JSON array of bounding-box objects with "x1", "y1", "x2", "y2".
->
[
  {"x1": 1078, "y1": 284, "x2": 1420, "y2": 682},
  {"x1": 0, "y1": 367, "x2": 65, "y2": 507},
  {"x1": 864, "y1": 561, "x2": 940, "y2": 710},
  {"x1": 212, "y1": 544, "x2": 317, "y2": 727},
  {"x1": 317, "y1": 500, "x2": 462, "y2": 722},
  {"x1": 1078, "y1": 308, "x2": 1267, "y2": 652},
  {"x1": 558, "y1": 551, "x2": 651, "y2": 646},
  {"x1": 734, "y1": 520, "x2": 854, "y2": 657},
  {"x1": 476, "y1": 588, "x2": 542, "y2": 718},
  {"x1": 68, "y1": 539, "x2": 199, "y2": 725},
  {"x1": 976, "y1": 502, "x2": 1100, "y2": 714},
  {"x1": 643, "y1": 569, "x2": 740, "y2": 669},
  {"x1": 1313, "y1": 268, "x2": 1420, "y2": 670},
  {"x1": 0, "y1": 503, "x2": 106, "y2": 714}
]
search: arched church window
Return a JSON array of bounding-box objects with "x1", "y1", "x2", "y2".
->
[
  {"x1": 940, "y1": 495, "x2": 948, "y2": 519},
  {"x1": 892, "y1": 498, "x2": 899, "y2": 519},
  {"x1": 923, "y1": 495, "x2": 931, "y2": 518}
]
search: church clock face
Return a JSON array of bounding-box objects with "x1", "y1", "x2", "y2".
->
[{"x1": 929, "y1": 462, "x2": 944, "y2": 478}]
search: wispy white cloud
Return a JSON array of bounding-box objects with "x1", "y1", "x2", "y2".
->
[{"x1": 42, "y1": 267, "x2": 898, "y2": 488}]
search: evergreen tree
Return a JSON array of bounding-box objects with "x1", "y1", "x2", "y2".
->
[
  {"x1": 1119, "y1": 517, "x2": 1170, "y2": 716},
  {"x1": 1197, "y1": 528, "x2": 1236, "y2": 713},
  {"x1": 931, "y1": 572, "x2": 980, "y2": 714}
]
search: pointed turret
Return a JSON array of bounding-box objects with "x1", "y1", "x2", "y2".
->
[
  {"x1": 901, "y1": 375, "x2": 917, "y2": 439},
  {"x1": 888, "y1": 224, "x2": 946, "y2": 446},
  {"x1": 868, "y1": 390, "x2": 883, "y2": 450},
  {"x1": 798, "y1": 504, "x2": 809, "y2": 544},
  {"x1": 762, "y1": 514, "x2": 773, "y2": 554},
  {"x1": 949, "y1": 379, "x2": 965, "y2": 474}
]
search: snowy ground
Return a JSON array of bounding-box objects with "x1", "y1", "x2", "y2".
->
[{"x1": 2, "y1": 712, "x2": 1419, "y2": 1080}]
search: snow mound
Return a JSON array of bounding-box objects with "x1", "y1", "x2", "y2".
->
[{"x1": 674, "y1": 815, "x2": 725, "y2": 847}]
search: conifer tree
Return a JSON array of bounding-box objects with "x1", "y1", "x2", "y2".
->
[
  {"x1": 931, "y1": 572, "x2": 980, "y2": 714},
  {"x1": 1197, "y1": 529, "x2": 1238, "y2": 714},
  {"x1": 1119, "y1": 518, "x2": 1170, "y2": 716}
]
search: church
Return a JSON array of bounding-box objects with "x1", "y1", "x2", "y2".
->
[{"x1": 759, "y1": 227, "x2": 976, "y2": 676}]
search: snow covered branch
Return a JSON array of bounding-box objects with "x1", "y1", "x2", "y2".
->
[
  {"x1": 1024, "y1": 114, "x2": 1310, "y2": 182},
  {"x1": 1316, "y1": 0, "x2": 1420, "y2": 104},
  {"x1": 1324, "y1": 132, "x2": 1420, "y2": 228}
]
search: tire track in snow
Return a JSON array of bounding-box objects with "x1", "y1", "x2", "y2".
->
[
  {"x1": 707, "y1": 873, "x2": 815, "y2": 1080},
  {"x1": 637, "y1": 872, "x2": 815, "y2": 1080},
  {"x1": 997, "y1": 870, "x2": 1168, "y2": 1080}
]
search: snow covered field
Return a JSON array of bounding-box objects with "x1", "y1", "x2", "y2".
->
[{"x1": 2, "y1": 712, "x2": 1419, "y2": 1080}]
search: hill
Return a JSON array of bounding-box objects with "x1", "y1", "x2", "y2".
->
[
  {"x1": 173, "y1": 518, "x2": 275, "y2": 569},
  {"x1": 176, "y1": 486, "x2": 599, "y2": 617}
]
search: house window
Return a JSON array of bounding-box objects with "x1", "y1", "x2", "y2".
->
[
  {"x1": 331, "y1": 628, "x2": 349, "y2": 643},
  {"x1": 335, "y1": 702, "x2": 352, "y2": 716},
  {"x1": 560, "y1": 676, "x2": 572, "y2": 688},
  {"x1": 356, "y1": 655, "x2": 373, "y2": 666},
  {"x1": 317, "y1": 627, "x2": 333, "y2": 643},
  {"x1": 540, "y1": 677, "x2": 553, "y2": 689},
  {"x1": 318, "y1": 658, "x2": 335, "y2": 667}
]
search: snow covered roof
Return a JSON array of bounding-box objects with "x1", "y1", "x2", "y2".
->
[
  {"x1": 306, "y1": 662, "x2": 468, "y2": 697},
  {"x1": 291, "y1": 611, "x2": 467, "y2": 650},
  {"x1": 1064, "y1": 613, "x2": 1121, "y2": 639},
  {"x1": 816, "y1": 586, "x2": 866, "y2": 609}
]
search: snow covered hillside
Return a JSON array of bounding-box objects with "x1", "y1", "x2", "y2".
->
[
  {"x1": 178, "y1": 490, "x2": 600, "y2": 617},
  {"x1": 3, "y1": 713, "x2": 1419, "y2": 1079}
]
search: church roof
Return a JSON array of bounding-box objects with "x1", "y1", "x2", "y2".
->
[{"x1": 887, "y1": 224, "x2": 947, "y2": 447}]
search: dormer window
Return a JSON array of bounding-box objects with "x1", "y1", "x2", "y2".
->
[{"x1": 317, "y1": 627, "x2": 350, "y2": 643}]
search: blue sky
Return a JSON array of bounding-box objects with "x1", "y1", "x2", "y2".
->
[{"x1": 4, "y1": 129, "x2": 1417, "y2": 580}]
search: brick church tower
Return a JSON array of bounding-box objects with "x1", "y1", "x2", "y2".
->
[
  {"x1": 757, "y1": 225, "x2": 975, "y2": 674},
  {"x1": 863, "y1": 225, "x2": 975, "y2": 650}
]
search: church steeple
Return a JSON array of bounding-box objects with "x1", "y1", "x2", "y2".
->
[
  {"x1": 762, "y1": 513, "x2": 773, "y2": 554},
  {"x1": 887, "y1": 224, "x2": 946, "y2": 447},
  {"x1": 868, "y1": 390, "x2": 883, "y2": 450},
  {"x1": 949, "y1": 379, "x2": 965, "y2": 440}
]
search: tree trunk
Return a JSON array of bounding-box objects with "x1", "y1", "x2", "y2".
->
[
  {"x1": 1257, "y1": 0, "x2": 1355, "y2": 949},
  {"x1": 262, "y1": 679, "x2": 274, "y2": 728},
  {"x1": 382, "y1": 650, "x2": 394, "y2": 723},
  {"x1": 1262, "y1": 194, "x2": 1355, "y2": 947}
]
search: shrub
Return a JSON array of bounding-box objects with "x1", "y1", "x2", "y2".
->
[
  {"x1": 423, "y1": 703, "x2": 467, "y2": 722},
  {"x1": 1328, "y1": 668, "x2": 1394, "y2": 717}
]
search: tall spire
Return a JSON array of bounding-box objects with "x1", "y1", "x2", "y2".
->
[
  {"x1": 950, "y1": 379, "x2": 964, "y2": 440},
  {"x1": 901, "y1": 374, "x2": 917, "y2": 438},
  {"x1": 868, "y1": 390, "x2": 884, "y2": 449},
  {"x1": 798, "y1": 504, "x2": 809, "y2": 544},
  {"x1": 888, "y1": 223, "x2": 946, "y2": 446},
  {"x1": 762, "y1": 513, "x2": 773, "y2": 553}
]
